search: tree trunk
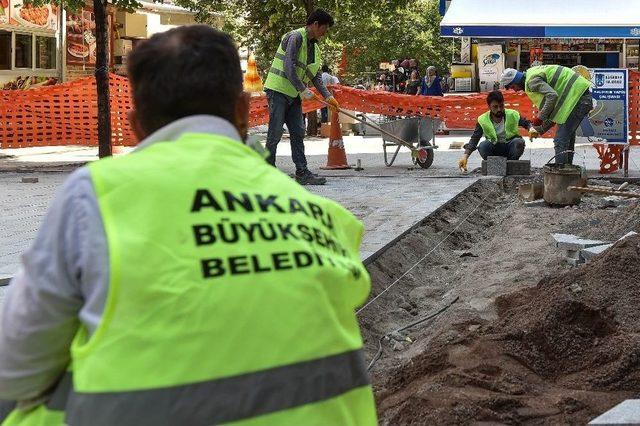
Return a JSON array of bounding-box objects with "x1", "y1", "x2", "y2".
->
[
  {"x1": 94, "y1": 0, "x2": 111, "y2": 158},
  {"x1": 306, "y1": 110, "x2": 318, "y2": 136}
]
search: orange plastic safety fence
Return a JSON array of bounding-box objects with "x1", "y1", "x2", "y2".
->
[
  {"x1": 0, "y1": 74, "x2": 135, "y2": 148},
  {"x1": 1, "y1": 72, "x2": 638, "y2": 150},
  {"x1": 593, "y1": 143, "x2": 625, "y2": 174}
]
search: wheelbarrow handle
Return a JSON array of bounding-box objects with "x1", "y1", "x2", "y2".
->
[{"x1": 313, "y1": 95, "x2": 417, "y2": 152}]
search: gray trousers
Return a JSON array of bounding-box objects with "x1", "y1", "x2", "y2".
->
[
  {"x1": 477, "y1": 137, "x2": 525, "y2": 160},
  {"x1": 553, "y1": 91, "x2": 593, "y2": 165},
  {"x1": 265, "y1": 89, "x2": 307, "y2": 172}
]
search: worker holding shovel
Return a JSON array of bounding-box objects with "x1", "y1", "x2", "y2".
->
[{"x1": 458, "y1": 90, "x2": 537, "y2": 172}]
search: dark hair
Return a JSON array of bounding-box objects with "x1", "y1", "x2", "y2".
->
[
  {"x1": 321, "y1": 64, "x2": 330, "y2": 73},
  {"x1": 306, "y1": 9, "x2": 334, "y2": 27},
  {"x1": 486, "y1": 90, "x2": 504, "y2": 106},
  {"x1": 127, "y1": 25, "x2": 242, "y2": 135}
]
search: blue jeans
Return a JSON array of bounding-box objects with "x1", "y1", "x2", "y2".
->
[
  {"x1": 320, "y1": 107, "x2": 329, "y2": 123},
  {"x1": 477, "y1": 137, "x2": 525, "y2": 160},
  {"x1": 265, "y1": 89, "x2": 307, "y2": 172},
  {"x1": 553, "y1": 91, "x2": 593, "y2": 165}
]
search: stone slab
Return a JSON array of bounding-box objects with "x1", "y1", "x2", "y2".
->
[
  {"x1": 566, "y1": 257, "x2": 584, "y2": 266},
  {"x1": 486, "y1": 156, "x2": 507, "y2": 176},
  {"x1": 581, "y1": 244, "x2": 613, "y2": 260},
  {"x1": 566, "y1": 249, "x2": 581, "y2": 260},
  {"x1": 507, "y1": 160, "x2": 531, "y2": 176},
  {"x1": 589, "y1": 399, "x2": 640, "y2": 424},
  {"x1": 552, "y1": 233, "x2": 609, "y2": 250}
]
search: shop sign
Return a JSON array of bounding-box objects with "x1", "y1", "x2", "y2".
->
[{"x1": 581, "y1": 68, "x2": 628, "y2": 144}]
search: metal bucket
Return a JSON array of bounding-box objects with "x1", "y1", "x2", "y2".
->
[{"x1": 543, "y1": 164, "x2": 585, "y2": 206}]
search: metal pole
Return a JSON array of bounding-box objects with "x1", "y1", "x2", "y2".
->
[{"x1": 624, "y1": 145, "x2": 630, "y2": 178}]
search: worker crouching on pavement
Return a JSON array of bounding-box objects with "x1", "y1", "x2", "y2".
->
[
  {"x1": 501, "y1": 65, "x2": 592, "y2": 165},
  {"x1": 458, "y1": 90, "x2": 535, "y2": 172},
  {"x1": 263, "y1": 8, "x2": 339, "y2": 185},
  {"x1": 0, "y1": 25, "x2": 377, "y2": 426}
]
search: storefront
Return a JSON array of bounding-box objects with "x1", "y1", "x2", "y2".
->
[
  {"x1": 439, "y1": 0, "x2": 640, "y2": 91},
  {"x1": 0, "y1": 2, "x2": 60, "y2": 89},
  {"x1": 0, "y1": 1, "x2": 194, "y2": 89}
]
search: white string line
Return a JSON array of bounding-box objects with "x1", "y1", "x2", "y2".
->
[{"x1": 356, "y1": 187, "x2": 496, "y2": 315}]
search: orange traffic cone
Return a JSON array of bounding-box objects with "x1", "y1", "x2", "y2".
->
[
  {"x1": 320, "y1": 109, "x2": 351, "y2": 169},
  {"x1": 243, "y1": 53, "x2": 263, "y2": 94}
]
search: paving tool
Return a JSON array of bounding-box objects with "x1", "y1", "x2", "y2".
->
[{"x1": 314, "y1": 95, "x2": 430, "y2": 163}]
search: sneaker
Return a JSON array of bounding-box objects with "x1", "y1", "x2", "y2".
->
[{"x1": 295, "y1": 169, "x2": 326, "y2": 185}]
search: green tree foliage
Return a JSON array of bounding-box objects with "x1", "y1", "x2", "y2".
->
[{"x1": 182, "y1": 0, "x2": 456, "y2": 83}]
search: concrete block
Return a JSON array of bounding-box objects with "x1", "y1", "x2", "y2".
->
[
  {"x1": 552, "y1": 233, "x2": 609, "y2": 250},
  {"x1": 449, "y1": 141, "x2": 464, "y2": 149},
  {"x1": 589, "y1": 399, "x2": 640, "y2": 424},
  {"x1": 507, "y1": 160, "x2": 531, "y2": 176},
  {"x1": 21, "y1": 177, "x2": 38, "y2": 183},
  {"x1": 486, "y1": 156, "x2": 507, "y2": 176},
  {"x1": 566, "y1": 257, "x2": 584, "y2": 266},
  {"x1": 581, "y1": 244, "x2": 613, "y2": 261},
  {"x1": 487, "y1": 158, "x2": 506, "y2": 176},
  {"x1": 566, "y1": 249, "x2": 581, "y2": 259}
]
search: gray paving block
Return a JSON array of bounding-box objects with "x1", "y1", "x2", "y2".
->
[
  {"x1": 566, "y1": 249, "x2": 581, "y2": 259},
  {"x1": 486, "y1": 156, "x2": 507, "y2": 176},
  {"x1": 589, "y1": 399, "x2": 640, "y2": 424},
  {"x1": 507, "y1": 160, "x2": 531, "y2": 176},
  {"x1": 566, "y1": 257, "x2": 584, "y2": 266},
  {"x1": 581, "y1": 244, "x2": 613, "y2": 260},
  {"x1": 552, "y1": 233, "x2": 609, "y2": 250}
]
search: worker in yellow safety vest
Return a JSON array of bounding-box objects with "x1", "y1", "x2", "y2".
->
[
  {"x1": 263, "y1": 8, "x2": 340, "y2": 186},
  {"x1": 0, "y1": 25, "x2": 377, "y2": 426},
  {"x1": 500, "y1": 65, "x2": 593, "y2": 165},
  {"x1": 458, "y1": 90, "x2": 537, "y2": 172}
]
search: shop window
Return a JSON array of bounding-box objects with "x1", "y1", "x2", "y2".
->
[
  {"x1": 0, "y1": 31, "x2": 10, "y2": 70},
  {"x1": 15, "y1": 33, "x2": 32, "y2": 69},
  {"x1": 36, "y1": 36, "x2": 56, "y2": 69}
]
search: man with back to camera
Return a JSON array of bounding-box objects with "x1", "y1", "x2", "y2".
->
[
  {"x1": 0, "y1": 25, "x2": 377, "y2": 426},
  {"x1": 263, "y1": 9, "x2": 340, "y2": 185}
]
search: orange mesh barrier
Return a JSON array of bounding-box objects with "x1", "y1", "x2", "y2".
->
[
  {"x1": 0, "y1": 74, "x2": 134, "y2": 148},
  {"x1": 1, "y1": 72, "x2": 638, "y2": 150}
]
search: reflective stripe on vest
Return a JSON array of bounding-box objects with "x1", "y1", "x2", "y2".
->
[
  {"x1": 477, "y1": 109, "x2": 520, "y2": 144},
  {"x1": 68, "y1": 133, "x2": 376, "y2": 425},
  {"x1": 0, "y1": 374, "x2": 70, "y2": 426},
  {"x1": 67, "y1": 349, "x2": 370, "y2": 425},
  {"x1": 525, "y1": 65, "x2": 591, "y2": 124},
  {"x1": 264, "y1": 28, "x2": 322, "y2": 97}
]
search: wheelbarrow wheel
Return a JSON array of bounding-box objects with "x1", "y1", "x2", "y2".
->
[{"x1": 416, "y1": 142, "x2": 434, "y2": 169}]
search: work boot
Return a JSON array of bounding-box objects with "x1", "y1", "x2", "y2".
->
[{"x1": 295, "y1": 169, "x2": 326, "y2": 185}]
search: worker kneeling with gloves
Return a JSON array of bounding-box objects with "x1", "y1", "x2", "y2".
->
[
  {"x1": 500, "y1": 65, "x2": 592, "y2": 165},
  {"x1": 458, "y1": 90, "x2": 535, "y2": 172}
]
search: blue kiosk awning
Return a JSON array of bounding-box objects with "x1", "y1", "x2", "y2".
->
[{"x1": 441, "y1": 0, "x2": 640, "y2": 38}]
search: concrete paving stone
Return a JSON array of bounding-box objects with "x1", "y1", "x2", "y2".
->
[
  {"x1": 580, "y1": 243, "x2": 613, "y2": 261},
  {"x1": 552, "y1": 233, "x2": 609, "y2": 250},
  {"x1": 507, "y1": 160, "x2": 531, "y2": 176},
  {"x1": 589, "y1": 399, "x2": 640, "y2": 424},
  {"x1": 566, "y1": 249, "x2": 581, "y2": 259},
  {"x1": 523, "y1": 199, "x2": 546, "y2": 208},
  {"x1": 566, "y1": 257, "x2": 585, "y2": 266},
  {"x1": 486, "y1": 156, "x2": 507, "y2": 176}
]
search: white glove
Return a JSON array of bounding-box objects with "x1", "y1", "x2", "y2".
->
[{"x1": 301, "y1": 89, "x2": 314, "y2": 100}]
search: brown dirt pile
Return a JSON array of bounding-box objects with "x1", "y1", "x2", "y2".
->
[{"x1": 377, "y1": 235, "x2": 640, "y2": 425}]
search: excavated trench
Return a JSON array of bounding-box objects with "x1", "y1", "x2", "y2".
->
[{"x1": 359, "y1": 178, "x2": 640, "y2": 425}]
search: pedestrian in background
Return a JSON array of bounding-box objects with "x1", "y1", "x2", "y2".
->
[{"x1": 420, "y1": 66, "x2": 444, "y2": 96}]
